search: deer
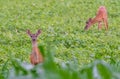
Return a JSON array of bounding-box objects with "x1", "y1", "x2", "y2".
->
[
  {"x1": 84, "y1": 6, "x2": 108, "y2": 30},
  {"x1": 26, "y1": 29, "x2": 44, "y2": 65}
]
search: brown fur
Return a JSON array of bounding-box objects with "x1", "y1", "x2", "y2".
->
[
  {"x1": 85, "y1": 6, "x2": 108, "y2": 30},
  {"x1": 27, "y1": 29, "x2": 43, "y2": 65}
]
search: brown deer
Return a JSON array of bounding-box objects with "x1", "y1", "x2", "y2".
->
[
  {"x1": 85, "y1": 6, "x2": 108, "y2": 30},
  {"x1": 27, "y1": 29, "x2": 43, "y2": 65}
]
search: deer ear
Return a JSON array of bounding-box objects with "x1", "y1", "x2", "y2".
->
[
  {"x1": 36, "y1": 29, "x2": 41, "y2": 36},
  {"x1": 89, "y1": 18, "x2": 92, "y2": 21},
  {"x1": 26, "y1": 30, "x2": 31, "y2": 35},
  {"x1": 86, "y1": 21, "x2": 88, "y2": 24},
  {"x1": 86, "y1": 18, "x2": 91, "y2": 24}
]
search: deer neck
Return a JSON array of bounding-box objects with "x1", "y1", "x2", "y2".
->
[
  {"x1": 32, "y1": 41, "x2": 38, "y2": 48},
  {"x1": 91, "y1": 18, "x2": 98, "y2": 25}
]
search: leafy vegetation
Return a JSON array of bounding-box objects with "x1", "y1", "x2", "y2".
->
[
  {"x1": 0, "y1": 0, "x2": 120, "y2": 79},
  {"x1": 1, "y1": 46, "x2": 120, "y2": 79}
]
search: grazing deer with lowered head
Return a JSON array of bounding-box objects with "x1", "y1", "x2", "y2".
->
[
  {"x1": 27, "y1": 29, "x2": 43, "y2": 65},
  {"x1": 85, "y1": 6, "x2": 108, "y2": 30}
]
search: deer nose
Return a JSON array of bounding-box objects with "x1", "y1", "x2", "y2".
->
[{"x1": 32, "y1": 39, "x2": 36, "y2": 41}]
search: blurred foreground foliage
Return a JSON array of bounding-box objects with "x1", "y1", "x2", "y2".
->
[{"x1": 0, "y1": 46, "x2": 120, "y2": 79}]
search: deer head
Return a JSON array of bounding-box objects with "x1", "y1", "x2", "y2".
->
[
  {"x1": 26, "y1": 29, "x2": 41, "y2": 42},
  {"x1": 84, "y1": 18, "x2": 92, "y2": 30}
]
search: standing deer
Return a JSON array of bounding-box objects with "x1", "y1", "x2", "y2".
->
[
  {"x1": 84, "y1": 6, "x2": 108, "y2": 30},
  {"x1": 27, "y1": 29, "x2": 43, "y2": 65}
]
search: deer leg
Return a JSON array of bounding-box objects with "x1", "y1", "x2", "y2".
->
[
  {"x1": 103, "y1": 18, "x2": 108, "y2": 30},
  {"x1": 98, "y1": 21, "x2": 102, "y2": 30}
]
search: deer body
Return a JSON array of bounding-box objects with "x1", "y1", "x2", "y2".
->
[
  {"x1": 85, "y1": 6, "x2": 108, "y2": 30},
  {"x1": 27, "y1": 29, "x2": 43, "y2": 65}
]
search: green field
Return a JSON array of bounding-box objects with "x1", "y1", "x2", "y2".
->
[{"x1": 0, "y1": 0, "x2": 120, "y2": 79}]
